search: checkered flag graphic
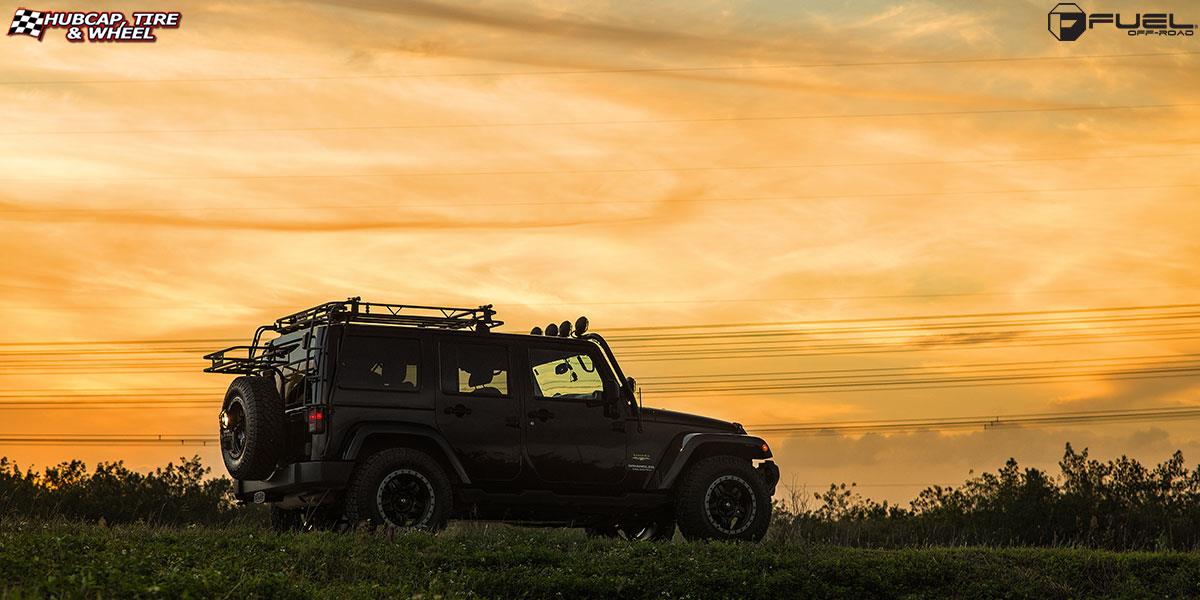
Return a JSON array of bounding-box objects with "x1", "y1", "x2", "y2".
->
[{"x1": 8, "y1": 8, "x2": 46, "y2": 40}]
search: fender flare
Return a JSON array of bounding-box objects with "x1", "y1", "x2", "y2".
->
[
  {"x1": 655, "y1": 433, "x2": 771, "y2": 490},
  {"x1": 340, "y1": 423, "x2": 471, "y2": 484}
]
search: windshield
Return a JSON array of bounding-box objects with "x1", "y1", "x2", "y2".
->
[{"x1": 529, "y1": 348, "x2": 606, "y2": 400}]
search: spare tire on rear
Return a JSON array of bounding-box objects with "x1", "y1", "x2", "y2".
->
[{"x1": 219, "y1": 376, "x2": 285, "y2": 480}]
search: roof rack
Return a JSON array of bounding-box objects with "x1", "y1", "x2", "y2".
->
[
  {"x1": 203, "y1": 298, "x2": 502, "y2": 375},
  {"x1": 273, "y1": 297, "x2": 502, "y2": 334}
]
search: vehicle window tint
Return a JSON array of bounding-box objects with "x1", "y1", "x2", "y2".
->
[
  {"x1": 529, "y1": 348, "x2": 604, "y2": 400},
  {"x1": 440, "y1": 342, "x2": 509, "y2": 397},
  {"x1": 338, "y1": 336, "x2": 420, "y2": 391}
]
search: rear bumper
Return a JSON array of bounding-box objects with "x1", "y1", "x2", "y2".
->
[
  {"x1": 235, "y1": 460, "x2": 354, "y2": 502},
  {"x1": 756, "y1": 460, "x2": 780, "y2": 496}
]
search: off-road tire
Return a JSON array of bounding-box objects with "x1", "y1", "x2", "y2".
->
[
  {"x1": 220, "y1": 376, "x2": 285, "y2": 480},
  {"x1": 344, "y1": 448, "x2": 452, "y2": 531},
  {"x1": 675, "y1": 456, "x2": 771, "y2": 542}
]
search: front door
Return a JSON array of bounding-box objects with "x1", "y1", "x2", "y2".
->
[
  {"x1": 522, "y1": 344, "x2": 627, "y2": 487},
  {"x1": 434, "y1": 341, "x2": 522, "y2": 482}
]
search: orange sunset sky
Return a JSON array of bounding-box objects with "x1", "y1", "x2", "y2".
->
[{"x1": 1, "y1": 0, "x2": 1197, "y2": 503}]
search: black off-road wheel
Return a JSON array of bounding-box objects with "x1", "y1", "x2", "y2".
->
[
  {"x1": 675, "y1": 456, "x2": 772, "y2": 542},
  {"x1": 219, "y1": 376, "x2": 285, "y2": 480},
  {"x1": 344, "y1": 449, "x2": 452, "y2": 532}
]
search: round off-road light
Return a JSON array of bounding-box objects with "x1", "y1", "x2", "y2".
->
[
  {"x1": 574, "y1": 316, "x2": 589, "y2": 336},
  {"x1": 559, "y1": 320, "x2": 572, "y2": 337},
  {"x1": 545, "y1": 323, "x2": 559, "y2": 337},
  {"x1": 530, "y1": 326, "x2": 543, "y2": 335}
]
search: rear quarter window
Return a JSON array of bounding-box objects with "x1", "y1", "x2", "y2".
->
[{"x1": 337, "y1": 336, "x2": 421, "y2": 391}]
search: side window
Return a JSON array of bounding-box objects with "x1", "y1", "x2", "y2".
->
[
  {"x1": 338, "y1": 336, "x2": 420, "y2": 391},
  {"x1": 440, "y1": 342, "x2": 509, "y2": 397},
  {"x1": 529, "y1": 348, "x2": 605, "y2": 400}
]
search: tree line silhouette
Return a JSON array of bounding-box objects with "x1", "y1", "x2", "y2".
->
[
  {"x1": 770, "y1": 444, "x2": 1200, "y2": 550},
  {"x1": 4, "y1": 444, "x2": 1200, "y2": 549},
  {"x1": 0, "y1": 456, "x2": 261, "y2": 526}
]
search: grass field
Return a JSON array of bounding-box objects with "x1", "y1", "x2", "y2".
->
[{"x1": 2, "y1": 522, "x2": 1199, "y2": 599}]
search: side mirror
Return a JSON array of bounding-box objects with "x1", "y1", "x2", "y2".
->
[{"x1": 622, "y1": 377, "x2": 637, "y2": 406}]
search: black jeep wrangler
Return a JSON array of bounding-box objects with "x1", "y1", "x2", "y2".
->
[{"x1": 204, "y1": 298, "x2": 779, "y2": 541}]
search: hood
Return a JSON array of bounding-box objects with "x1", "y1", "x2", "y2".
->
[{"x1": 641, "y1": 407, "x2": 741, "y2": 433}]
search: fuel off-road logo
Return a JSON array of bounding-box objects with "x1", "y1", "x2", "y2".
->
[
  {"x1": 1049, "y1": 3, "x2": 1195, "y2": 41},
  {"x1": 8, "y1": 8, "x2": 181, "y2": 42}
]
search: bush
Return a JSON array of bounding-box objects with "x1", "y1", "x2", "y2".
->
[
  {"x1": 768, "y1": 444, "x2": 1200, "y2": 550},
  {"x1": 0, "y1": 455, "x2": 263, "y2": 526}
]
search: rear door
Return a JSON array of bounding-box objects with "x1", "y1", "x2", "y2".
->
[
  {"x1": 434, "y1": 340, "x2": 523, "y2": 482},
  {"x1": 522, "y1": 342, "x2": 627, "y2": 487}
]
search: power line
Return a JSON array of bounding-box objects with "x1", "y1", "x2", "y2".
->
[
  {"x1": 747, "y1": 406, "x2": 1200, "y2": 436},
  {"x1": 603, "y1": 303, "x2": 1200, "y2": 332},
  {"x1": 2, "y1": 103, "x2": 1195, "y2": 137},
  {"x1": 1, "y1": 51, "x2": 1193, "y2": 86},
  {"x1": 0, "y1": 434, "x2": 216, "y2": 446},
  {"x1": 1, "y1": 323, "x2": 1193, "y2": 370},
  {"x1": 614, "y1": 325, "x2": 1200, "y2": 354},
  {"x1": 0, "y1": 303, "x2": 1194, "y2": 348},
  {"x1": 615, "y1": 325, "x2": 1200, "y2": 353},
  {"x1": 0, "y1": 290, "x2": 1195, "y2": 324},
  {"x1": 639, "y1": 356, "x2": 1200, "y2": 384},
  {"x1": 650, "y1": 373, "x2": 1200, "y2": 399},
  {"x1": 8, "y1": 405, "x2": 1200, "y2": 444},
  {"x1": 2, "y1": 318, "x2": 1191, "y2": 363},
  {"x1": 620, "y1": 334, "x2": 1200, "y2": 363},
  {"x1": 1, "y1": 151, "x2": 1196, "y2": 184},
  {"x1": 0, "y1": 338, "x2": 240, "y2": 348},
  {"x1": 610, "y1": 312, "x2": 1200, "y2": 343},
  {"x1": 0, "y1": 334, "x2": 1194, "y2": 373},
  {"x1": 2, "y1": 358, "x2": 1196, "y2": 406},
  {"x1": 4, "y1": 352, "x2": 1189, "y2": 393},
  {"x1": 648, "y1": 366, "x2": 1200, "y2": 394},
  {"x1": 0, "y1": 184, "x2": 1194, "y2": 220}
]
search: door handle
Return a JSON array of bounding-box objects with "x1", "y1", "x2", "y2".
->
[
  {"x1": 444, "y1": 403, "x2": 472, "y2": 417},
  {"x1": 527, "y1": 408, "x2": 555, "y2": 422}
]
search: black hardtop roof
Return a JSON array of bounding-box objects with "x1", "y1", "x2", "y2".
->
[
  {"x1": 206, "y1": 298, "x2": 609, "y2": 376},
  {"x1": 329, "y1": 322, "x2": 594, "y2": 345}
]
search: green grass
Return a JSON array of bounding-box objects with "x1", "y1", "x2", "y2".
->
[{"x1": 2, "y1": 522, "x2": 1199, "y2": 599}]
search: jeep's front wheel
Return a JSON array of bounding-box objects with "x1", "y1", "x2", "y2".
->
[
  {"x1": 344, "y1": 449, "x2": 452, "y2": 531},
  {"x1": 675, "y1": 456, "x2": 771, "y2": 542}
]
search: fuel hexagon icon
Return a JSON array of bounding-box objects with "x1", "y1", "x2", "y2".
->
[{"x1": 1049, "y1": 3, "x2": 1087, "y2": 41}]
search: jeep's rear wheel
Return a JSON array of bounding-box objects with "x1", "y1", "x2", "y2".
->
[
  {"x1": 219, "y1": 376, "x2": 285, "y2": 480},
  {"x1": 345, "y1": 448, "x2": 452, "y2": 531},
  {"x1": 675, "y1": 456, "x2": 771, "y2": 542}
]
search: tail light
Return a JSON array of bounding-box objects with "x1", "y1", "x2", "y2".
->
[{"x1": 307, "y1": 406, "x2": 327, "y2": 434}]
